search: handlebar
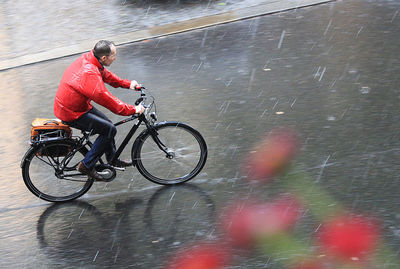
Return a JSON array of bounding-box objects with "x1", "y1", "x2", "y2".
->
[
  {"x1": 132, "y1": 86, "x2": 154, "y2": 117},
  {"x1": 114, "y1": 87, "x2": 155, "y2": 126}
]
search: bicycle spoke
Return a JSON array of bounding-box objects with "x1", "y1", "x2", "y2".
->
[
  {"x1": 170, "y1": 158, "x2": 195, "y2": 171},
  {"x1": 166, "y1": 167, "x2": 173, "y2": 179},
  {"x1": 135, "y1": 156, "x2": 164, "y2": 161},
  {"x1": 173, "y1": 144, "x2": 198, "y2": 152}
]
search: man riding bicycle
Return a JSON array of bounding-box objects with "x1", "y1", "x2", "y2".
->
[{"x1": 54, "y1": 40, "x2": 145, "y2": 181}]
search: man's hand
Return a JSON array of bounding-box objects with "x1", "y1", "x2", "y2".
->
[
  {"x1": 130, "y1": 80, "x2": 142, "y2": 91},
  {"x1": 135, "y1": 104, "x2": 145, "y2": 114}
]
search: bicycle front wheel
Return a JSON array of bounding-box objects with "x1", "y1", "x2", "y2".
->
[
  {"x1": 21, "y1": 140, "x2": 93, "y2": 202},
  {"x1": 133, "y1": 122, "x2": 207, "y2": 185}
]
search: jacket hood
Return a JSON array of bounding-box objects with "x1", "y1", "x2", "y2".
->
[{"x1": 88, "y1": 50, "x2": 104, "y2": 70}]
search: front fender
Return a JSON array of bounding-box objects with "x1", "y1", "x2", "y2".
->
[{"x1": 131, "y1": 128, "x2": 149, "y2": 167}]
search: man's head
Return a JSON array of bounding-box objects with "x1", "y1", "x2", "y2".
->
[{"x1": 93, "y1": 40, "x2": 117, "y2": 66}]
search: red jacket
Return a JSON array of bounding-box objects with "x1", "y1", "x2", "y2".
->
[{"x1": 54, "y1": 50, "x2": 136, "y2": 122}]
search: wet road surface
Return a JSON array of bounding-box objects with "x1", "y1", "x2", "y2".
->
[
  {"x1": 1, "y1": 0, "x2": 400, "y2": 268},
  {"x1": 0, "y1": 0, "x2": 282, "y2": 61}
]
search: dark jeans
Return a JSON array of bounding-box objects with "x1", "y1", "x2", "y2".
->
[{"x1": 65, "y1": 107, "x2": 117, "y2": 169}]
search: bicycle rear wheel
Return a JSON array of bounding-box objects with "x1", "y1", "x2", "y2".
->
[
  {"x1": 21, "y1": 140, "x2": 93, "y2": 202},
  {"x1": 133, "y1": 122, "x2": 207, "y2": 185}
]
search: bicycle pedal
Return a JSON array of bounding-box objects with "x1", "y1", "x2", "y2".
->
[
  {"x1": 113, "y1": 167, "x2": 126, "y2": 171},
  {"x1": 63, "y1": 176, "x2": 87, "y2": 180}
]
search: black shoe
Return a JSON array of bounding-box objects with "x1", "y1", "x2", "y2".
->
[
  {"x1": 77, "y1": 162, "x2": 105, "y2": 181},
  {"x1": 112, "y1": 159, "x2": 132, "y2": 168}
]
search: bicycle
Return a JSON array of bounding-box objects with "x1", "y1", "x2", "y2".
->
[{"x1": 21, "y1": 87, "x2": 208, "y2": 203}]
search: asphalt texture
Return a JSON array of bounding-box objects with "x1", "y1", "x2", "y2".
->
[
  {"x1": 1, "y1": 0, "x2": 400, "y2": 268},
  {"x1": 0, "y1": 0, "x2": 331, "y2": 70}
]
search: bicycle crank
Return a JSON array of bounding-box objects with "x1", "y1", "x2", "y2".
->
[{"x1": 94, "y1": 164, "x2": 117, "y2": 182}]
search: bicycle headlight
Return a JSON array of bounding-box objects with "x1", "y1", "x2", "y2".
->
[{"x1": 150, "y1": 112, "x2": 157, "y2": 121}]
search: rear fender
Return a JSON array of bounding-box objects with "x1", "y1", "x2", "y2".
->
[
  {"x1": 20, "y1": 146, "x2": 36, "y2": 168},
  {"x1": 20, "y1": 139, "x2": 81, "y2": 168}
]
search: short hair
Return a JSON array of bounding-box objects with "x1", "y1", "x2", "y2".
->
[{"x1": 93, "y1": 40, "x2": 115, "y2": 58}]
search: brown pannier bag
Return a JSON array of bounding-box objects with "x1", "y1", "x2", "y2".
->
[
  {"x1": 30, "y1": 118, "x2": 73, "y2": 157},
  {"x1": 31, "y1": 118, "x2": 72, "y2": 141}
]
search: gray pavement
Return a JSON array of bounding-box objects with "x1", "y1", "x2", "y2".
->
[{"x1": 0, "y1": 0, "x2": 332, "y2": 70}]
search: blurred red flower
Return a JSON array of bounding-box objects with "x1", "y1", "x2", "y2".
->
[
  {"x1": 244, "y1": 128, "x2": 299, "y2": 181},
  {"x1": 165, "y1": 242, "x2": 231, "y2": 269},
  {"x1": 221, "y1": 195, "x2": 302, "y2": 248},
  {"x1": 317, "y1": 215, "x2": 379, "y2": 261}
]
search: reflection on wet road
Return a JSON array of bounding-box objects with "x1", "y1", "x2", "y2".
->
[{"x1": 34, "y1": 185, "x2": 215, "y2": 268}]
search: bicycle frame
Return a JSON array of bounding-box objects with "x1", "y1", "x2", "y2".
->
[
  {"x1": 112, "y1": 113, "x2": 148, "y2": 166},
  {"x1": 79, "y1": 112, "x2": 169, "y2": 168}
]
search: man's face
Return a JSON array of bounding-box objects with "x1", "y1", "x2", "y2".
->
[{"x1": 101, "y1": 45, "x2": 117, "y2": 66}]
